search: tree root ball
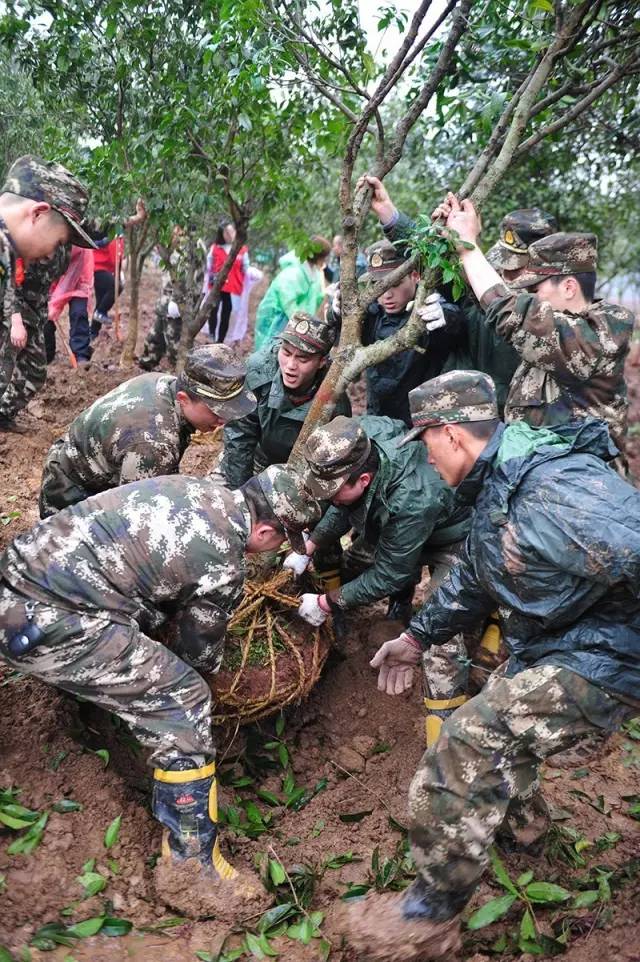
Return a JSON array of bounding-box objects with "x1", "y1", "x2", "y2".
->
[{"x1": 208, "y1": 569, "x2": 333, "y2": 725}]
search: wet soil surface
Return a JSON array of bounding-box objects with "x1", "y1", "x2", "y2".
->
[{"x1": 0, "y1": 270, "x2": 639, "y2": 960}]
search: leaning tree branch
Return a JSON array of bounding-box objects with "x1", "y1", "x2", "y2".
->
[{"x1": 514, "y1": 54, "x2": 640, "y2": 158}]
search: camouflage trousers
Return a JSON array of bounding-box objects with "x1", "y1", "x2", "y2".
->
[
  {"x1": 39, "y1": 438, "x2": 95, "y2": 518},
  {"x1": 0, "y1": 320, "x2": 47, "y2": 419},
  {"x1": 0, "y1": 583, "x2": 214, "y2": 767},
  {"x1": 139, "y1": 297, "x2": 182, "y2": 370},
  {"x1": 407, "y1": 663, "x2": 634, "y2": 920}
]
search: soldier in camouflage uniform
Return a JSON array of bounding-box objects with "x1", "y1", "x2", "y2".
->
[
  {"x1": 0, "y1": 155, "x2": 95, "y2": 432},
  {"x1": 329, "y1": 240, "x2": 464, "y2": 425},
  {"x1": 361, "y1": 173, "x2": 556, "y2": 416},
  {"x1": 39, "y1": 344, "x2": 256, "y2": 517},
  {"x1": 346, "y1": 370, "x2": 640, "y2": 961},
  {"x1": 438, "y1": 192, "x2": 635, "y2": 456},
  {"x1": 290, "y1": 414, "x2": 469, "y2": 628},
  {"x1": 0, "y1": 464, "x2": 320, "y2": 891},
  {"x1": 139, "y1": 227, "x2": 189, "y2": 371},
  {"x1": 220, "y1": 311, "x2": 350, "y2": 487},
  {"x1": 0, "y1": 244, "x2": 71, "y2": 428}
]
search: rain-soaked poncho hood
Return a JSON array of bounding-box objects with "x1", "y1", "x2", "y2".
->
[{"x1": 410, "y1": 417, "x2": 640, "y2": 702}]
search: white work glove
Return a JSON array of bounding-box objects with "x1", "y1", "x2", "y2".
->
[
  {"x1": 298, "y1": 593, "x2": 328, "y2": 626},
  {"x1": 417, "y1": 293, "x2": 446, "y2": 332},
  {"x1": 283, "y1": 551, "x2": 311, "y2": 576},
  {"x1": 369, "y1": 631, "x2": 422, "y2": 696},
  {"x1": 167, "y1": 299, "x2": 181, "y2": 318}
]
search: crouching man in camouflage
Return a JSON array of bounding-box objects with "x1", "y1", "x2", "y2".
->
[
  {"x1": 344, "y1": 371, "x2": 640, "y2": 961},
  {"x1": 39, "y1": 343, "x2": 255, "y2": 517},
  {"x1": 0, "y1": 465, "x2": 319, "y2": 907}
]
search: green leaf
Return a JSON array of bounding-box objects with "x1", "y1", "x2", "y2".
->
[
  {"x1": 104, "y1": 815, "x2": 122, "y2": 849},
  {"x1": 244, "y1": 931, "x2": 270, "y2": 958},
  {"x1": 467, "y1": 893, "x2": 517, "y2": 929},
  {"x1": 101, "y1": 918, "x2": 133, "y2": 937},
  {"x1": 259, "y1": 902, "x2": 296, "y2": 932},
  {"x1": 525, "y1": 882, "x2": 571, "y2": 903},
  {"x1": 195, "y1": 953, "x2": 213, "y2": 962},
  {"x1": 278, "y1": 744, "x2": 289, "y2": 768},
  {"x1": 489, "y1": 848, "x2": 517, "y2": 895},
  {"x1": 268, "y1": 858, "x2": 286, "y2": 886},
  {"x1": 7, "y1": 813, "x2": 48, "y2": 855},
  {"x1": 0, "y1": 947, "x2": 15, "y2": 962},
  {"x1": 318, "y1": 938, "x2": 331, "y2": 961},
  {"x1": 93, "y1": 749, "x2": 110, "y2": 768},
  {"x1": 572, "y1": 889, "x2": 599, "y2": 908},
  {"x1": 77, "y1": 870, "x2": 107, "y2": 897},
  {"x1": 517, "y1": 870, "x2": 534, "y2": 887},
  {"x1": 341, "y1": 883, "x2": 371, "y2": 900},
  {"x1": 520, "y1": 908, "x2": 536, "y2": 940},
  {"x1": 66, "y1": 916, "x2": 105, "y2": 938},
  {"x1": 275, "y1": 714, "x2": 285, "y2": 737},
  {"x1": 256, "y1": 789, "x2": 280, "y2": 806},
  {"x1": 52, "y1": 800, "x2": 83, "y2": 814},
  {"x1": 338, "y1": 810, "x2": 373, "y2": 823}
]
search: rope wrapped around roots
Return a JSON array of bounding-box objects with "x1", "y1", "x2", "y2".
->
[{"x1": 207, "y1": 568, "x2": 333, "y2": 725}]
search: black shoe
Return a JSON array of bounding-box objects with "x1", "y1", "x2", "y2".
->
[{"x1": 0, "y1": 416, "x2": 27, "y2": 434}]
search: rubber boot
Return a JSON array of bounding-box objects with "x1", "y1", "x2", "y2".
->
[
  {"x1": 424, "y1": 693, "x2": 468, "y2": 748},
  {"x1": 152, "y1": 757, "x2": 236, "y2": 880}
]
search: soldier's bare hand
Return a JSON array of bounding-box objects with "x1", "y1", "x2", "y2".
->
[
  {"x1": 356, "y1": 174, "x2": 397, "y2": 224},
  {"x1": 370, "y1": 632, "x2": 422, "y2": 696},
  {"x1": 10, "y1": 313, "x2": 27, "y2": 349},
  {"x1": 445, "y1": 193, "x2": 481, "y2": 248}
]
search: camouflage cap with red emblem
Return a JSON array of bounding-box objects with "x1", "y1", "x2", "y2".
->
[
  {"x1": 359, "y1": 239, "x2": 409, "y2": 283},
  {"x1": 280, "y1": 311, "x2": 336, "y2": 356},
  {"x1": 398, "y1": 370, "x2": 499, "y2": 445},
  {"x1": 510, "y1": 232, "x2": 598, "y2": 289},
  {"x1": 2, "y1": 155, "x2": 97, "y2": 250},
  {"x1": 486, "y1": 208, "x2": 558, "y2": 273}
]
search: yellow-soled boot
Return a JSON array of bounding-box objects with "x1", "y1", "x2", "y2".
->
[{"x1": 152, "y1": 757, "x2": 236, "y2": 879}]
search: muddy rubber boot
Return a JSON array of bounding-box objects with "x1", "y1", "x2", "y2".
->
[
  {"x1": 342, "y1": 886, "x2": 462, "y2": 962},
  {"x1": 152, "y1": 757, "x2": 236, "y2": 879},
  {"x1": 153, "y1": 757, "x2": 269, "y2": 919}
]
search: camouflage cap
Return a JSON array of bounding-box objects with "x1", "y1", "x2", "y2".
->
[
  {"x1": 2, "y1": 155, "x2": 97, "y2": 250},
  {"x1": 280, "y1": 311, "x2": 336, "y2": 356},
  {"x1": 486, "y1": 208, "x2": 558, "y2": 272},
  {"x1": 510, "y1": 231, "x2": 598, "y2": 290},
  {"x1": 359, "y1": 239, "x2": 408, "y2": 284},
  {"x1": 398, "y1": 370, "x2": 499, "y2": 446},
  {"x1": 180, "y1": 344, "x2": 256, "y2": 421},
  {"x1": 256, "y1": 464, "x2": 322, "y2": 553},
  {"x1": 301, "y1": 415, "x2": 372, "y2": 498}
]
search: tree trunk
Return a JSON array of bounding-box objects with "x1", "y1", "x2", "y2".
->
[{"x1": 120, "y1": 219, "x2": 150, "y2": 367}]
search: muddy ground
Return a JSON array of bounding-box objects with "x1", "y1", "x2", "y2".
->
[{"x1": 0, "y1": 266, "x2": 639, "y2": 961}]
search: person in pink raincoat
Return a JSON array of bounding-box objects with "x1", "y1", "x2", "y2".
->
[{"x1": 46, "y1": 245, "x2": 95, "y2": 365}]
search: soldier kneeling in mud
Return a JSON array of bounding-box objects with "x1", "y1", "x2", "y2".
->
[
  {"x1": 343, "y1": 370, "x2": 640, "y2": 962},
  {"x1": 0, "y1": 465, "x2": 320, "y2": 914}
]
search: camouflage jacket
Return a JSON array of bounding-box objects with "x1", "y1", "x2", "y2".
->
[
  {"x1": 408, "y1": 419, "x2": 640, "y2": 702},
  {"x1": 0, "y1": 220, "x2": 19, "y2": 327},
  {"x1": 483, "y1": 283, "x2": 634, "y2": 450},
  {"x1": 18, "y1": 244, "x2": 71, "y2": 329},
  {"x1": 54, "y1": 373, "x2": 194, "y2": 493},
  {"x1": 311, "y1": 416, "x2": 468, "y2": 608},
  {"x1": 442, "y1": 295, "x2": 520, "y2": 417},
  {"x1": 220, "y1": 341, "x2": 351, "y2": 488},
  {"x1": 0, "y1": 475, "x2": 251, "y2": 672}
]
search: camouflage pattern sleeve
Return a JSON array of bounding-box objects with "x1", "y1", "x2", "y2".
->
[
  {"x1": 483, "y1": 285, "x2": 628, "y2": 383},
  {"x1": 408, "y1": 541, "x2": 494, "y2": 648},
  {"x1": 172, "y1": 597, "x2": 230, "y2": 672}
]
